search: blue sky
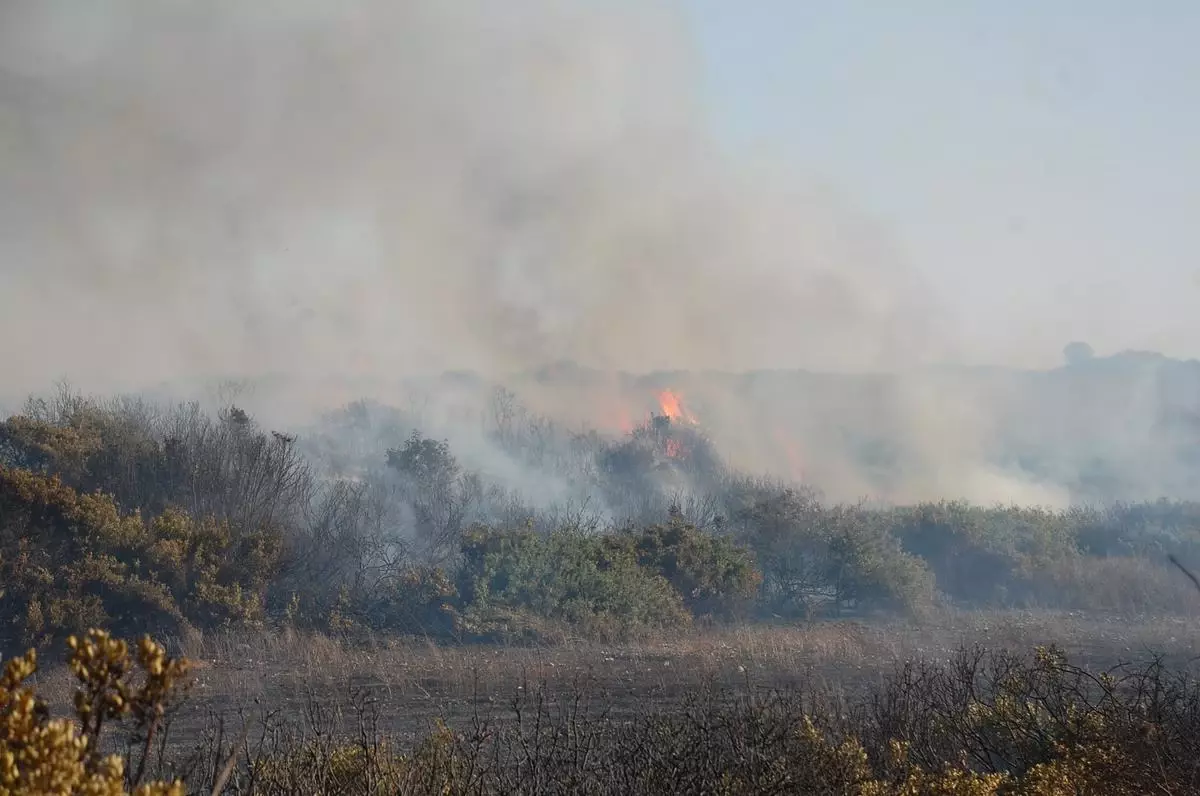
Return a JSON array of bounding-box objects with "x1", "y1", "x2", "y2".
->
[{"x1": 680, "y1": 1, "x2": 1200, "y2": 365}]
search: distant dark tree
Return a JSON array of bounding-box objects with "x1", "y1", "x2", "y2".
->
[
  {"x1": 386, "y1": 431, "x2": 470, "y2": 562},
  {"x1": 1063, "y1": 341, "x2": 1095, "y2": 366},
  {"x1": 387, "y1": 431, "x2": 459, "y2": 486},
  {"x1": 0, "y1": 397, "x2": 311, "y2": 532}
]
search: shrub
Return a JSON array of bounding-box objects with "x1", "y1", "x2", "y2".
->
[
  {"x1": 888, "y1": 502, "x2": 1077, "y2": 607},
  {"x1": 1, "y1": 629, "x2": 189, "y2": 795},
  {"x1": 456, "y1": 525, "x2": 690, "y2": 641},
  {"x1": 825, "y1": 512, "x2": 936, "y2": 615},
  {"x1": 1030, "y1": 555, "x2": 1198, "y2": 614},
  {"x1": 385, "y1": 431, "x2": 493, "y2": 563},
  {"x1": 1073, "y1": 499, "x2": 1200, "y2": 562},
  {"x1": 1, "y1": 395, "x2": 312, "y2": 534},
  {"x1": 606, "y1": 509, "x2": 762, "y2": 620},
  {"x1": 725, "y1": 482, "x2": 834, "y2": 616},
  {"x1": 0, "y1": 465, "x2": 282, "y2": 645},
  {"x1": 727, "y1": 484, "x2": 935, "y2": 616},
  {"x1": 363, "y1": 565, "x2": 460, "y2": 637}
]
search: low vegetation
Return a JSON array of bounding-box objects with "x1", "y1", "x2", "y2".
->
[
  {"x1": 7, "y1": 629, "x2": 1200, "y2": 794},
  {"x1": 1, "y1": 629, "x2": 189, "y2": 795},
  {"x1": 2, "y1": 388, "x2": 1197, "y2": 649}
]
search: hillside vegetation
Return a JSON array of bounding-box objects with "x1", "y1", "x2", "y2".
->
[
  {"x1": 4, "y1": 386, "x2": 1200, "y2": 794},
  {"x1": 2, "y1": 387, "x2": 1196, "y2": 649}
]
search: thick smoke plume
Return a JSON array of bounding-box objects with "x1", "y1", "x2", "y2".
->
[
  {"x1": 0, "y1": 0, "x2": 939, "y2": 393},
  {"x1": 7, "y1": 1, "x2": 1190, "y2": 508}
]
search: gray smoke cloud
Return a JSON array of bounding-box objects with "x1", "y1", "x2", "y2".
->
[
  {"x1": 0, "y1": 0, "x2": 943, "y2": 394},
  {"x1": 11, "y1": 0, "x2": 1179, "y2": 509}
]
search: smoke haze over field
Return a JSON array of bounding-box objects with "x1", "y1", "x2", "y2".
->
[
  {"x1": 0, "y1": 0, "x2": 942, "y2": 393},
  {"x1": 3, "y1": 2, "x2": 1198, "y2": 507}
]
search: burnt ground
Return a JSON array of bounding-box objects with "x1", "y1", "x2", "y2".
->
[{"x1": 33, "y1": 608, "x2": 1200, "y2": 756}]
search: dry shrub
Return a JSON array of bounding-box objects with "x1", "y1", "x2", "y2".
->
[
  {"x1": 9, "y1": 626, "x2": 1199, "y2": 794},
  {"x1": 1034, "y1": 555, "x2": 1198, "y2": 615},
  {"x1": 169, "y1": 641, "x2": 1200, "y2": 795}
]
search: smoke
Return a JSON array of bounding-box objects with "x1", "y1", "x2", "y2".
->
[
  {"x1": 0, "y1": 0, "x2": 941, "y2": 395},
  {"x1": 6, "y1": 1, "x2": 1190, "y2": 508}
]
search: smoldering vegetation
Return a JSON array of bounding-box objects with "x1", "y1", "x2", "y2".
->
[
  {"x1": 226, "y1": 345, "x2": 1200, "y2": 509},
  {"x1": 4, "y1": 0, "x2": 1196, "y2": 531},
  {"x1": 3, "y1": 368, "x2": 1200, "y2": 652}
]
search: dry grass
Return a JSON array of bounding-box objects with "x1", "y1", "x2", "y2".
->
[
  {"x1": 170, "y1": 609, "x2": 1200, "y2": 690},
  {"x1": 28, "y1": 609, "x2": 1200, "y2": 752},
  {"x1": 1032, "y1": 555, "x2": 1200, "y2": 615}
]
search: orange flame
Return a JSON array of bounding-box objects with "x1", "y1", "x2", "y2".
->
[
  {"x1": 657, "y1": 389, "x2": 697, "y2": 424},
  {"x1": 664, "y1": 438, "x2": 683, "y2": 458}
]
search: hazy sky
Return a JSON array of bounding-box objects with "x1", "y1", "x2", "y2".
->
[
  {"x1": 681, "y1": 1, "x2": 1200, "y2": 366},
  {"x1": 2, "y1": 1, "x2": 1198, "y2": 398}
]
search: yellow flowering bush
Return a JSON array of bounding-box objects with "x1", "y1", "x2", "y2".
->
[{"x1": 0, "y1": 630, "x2": 189, "y2": 796}]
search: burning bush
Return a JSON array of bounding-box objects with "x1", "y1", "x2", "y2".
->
[{"x1": 6, "y1": 384, "x2": 1199, "y2": 650}]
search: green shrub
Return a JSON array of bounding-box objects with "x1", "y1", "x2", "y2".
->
[
  {"x1": 727, "y1": 485, "x2": 934, "y2": 616},
  {"x1": 364, "y1": 565, "x2": 460, "y2": 637},
  {"x1": 0, "y1": 464, "x2": 283, "y2": 645},
  {"x1": 456, "y1": 525, "x2": 690, "y2": 641},
  {"x1": 825, "y1": 512, "x2": 935, "y2": 615},
  {"x1": 606, "y1": 509, "x2": 762, "y2": 620},
  {"x1": 888, "y1": 502, "x2": 1077, "y2": 607}
]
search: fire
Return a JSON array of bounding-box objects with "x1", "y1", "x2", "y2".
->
[
  {"x1": 601, "y1": 388, "x2": 698, "y2": 446},
  {"x1": 657, "y1": 389, "x2": 697, "y2": 424},
  {"x1": 655, "y1": 389, "x2": 697, "y2": 459}
]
